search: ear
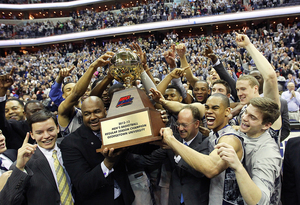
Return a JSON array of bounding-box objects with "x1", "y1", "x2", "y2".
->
[
  {"x1": 254, "y1": 85, "x2": 259, "y2": 93},
  {"x1": 227, "y1": 93, "x2": 231, "y2": 98},
  {"x1": 262, "y1": 122, "x2": 272, "y2": 131},
  {"x1": 224, "y1": 107, "x2": 231, "y2": 117},
  {"x1": 179, "y1": 96, "x2": 183, "y2": 103},
  {"x1": 208, "y1": 89, "x2": 211, "y2": 95},
  {"x1": 194, "y1": 120, "x2": 200, "y2": 128},
  {"x1": 30, "y1": 131, "x2": 35, "y2": 140},
  {"x1": 56, "y1": 125, "x2": 60, "y2": 134}
]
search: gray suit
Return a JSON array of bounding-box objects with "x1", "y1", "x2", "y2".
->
[
  {"x1": 0, "y1": 147, "x2": 66, "y2": 205},
  {"x1": 133, "y1": 132, "x2": 210, "y2": 205}
]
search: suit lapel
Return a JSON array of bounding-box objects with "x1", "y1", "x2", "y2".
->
[
  {"x1": 32, "y1": 147, "x2": 58, "y2": 191},
  {"x1": 189, "y1": 132, "x2": 203, "y2": 150},
  {"x1": 78, "y1": 125, "x2": 102, "y2": 149}
]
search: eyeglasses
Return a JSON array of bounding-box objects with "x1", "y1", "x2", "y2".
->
[{"x1": 175, "y1": 121, "x2": 196, "y2": 129}]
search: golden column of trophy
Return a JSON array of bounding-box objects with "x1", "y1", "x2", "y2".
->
[{"x1": 97, "y1": 50, "x2": 165, "y2": 152}]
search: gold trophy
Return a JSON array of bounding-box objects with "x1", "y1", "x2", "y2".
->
[{"x1": 97, "y1": 50, "x2": 165, "y2": 152}]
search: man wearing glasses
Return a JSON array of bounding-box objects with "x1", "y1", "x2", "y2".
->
[
  {"x1": 133, "y1": 105, "x2": 210, "y2": 205},
  {"x1": 159, "y1": 93, "x2": 245, "y2": 205}
]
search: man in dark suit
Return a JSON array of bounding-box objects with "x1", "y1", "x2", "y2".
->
[
  {"x1": 282, "y1": 137, "x2": 300, "y2": 204},
  {"x1": 60, "y1": 96, "x2": 136, "y2": 205},
  {"x1": 0, "y1": 110, "x2": 73, "y2": 205},
  {"x1": 0, "y1": 129, "x2": 17, "y2": 175},
  {"x1": 0, "y1": 68, "x2": 44, "y2": 150},
  {"x1": 133, "y1": 105, "x2": 210, "y2": 205}
]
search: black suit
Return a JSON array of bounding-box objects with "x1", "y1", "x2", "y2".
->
[
  {"x1": 133, "y1": 132, "x2": 210, "y2": 205},
  {"x1": 282, "y1": 137, "x2": 300, "y2": 205},
  {"x1": 0, "y1": 100, "x2": 33, "y2": 150},
  {"x1": 0, "y1": 149, "x2": 17, "y2": 170},
  {"x1": 0, "y1": 147, "x2": 63, "y2": 205},
  {"x1": 279, "y1": 98, "x2": 290, "y2": 142},
  {"x1": 60, "y1": 124, "x2": 135, "y2": 205}
]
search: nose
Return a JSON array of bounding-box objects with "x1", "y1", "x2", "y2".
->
[
  {"x1": 7, "y1": 109, "x2": 14, "y2": 115},
  {"x1": 0, "y1": 134, "x2": 5, "y2": 141}
]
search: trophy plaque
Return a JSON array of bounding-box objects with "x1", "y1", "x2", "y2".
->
[{"x1": 96, "y1": 50, "x2": 165, "y2": 152}]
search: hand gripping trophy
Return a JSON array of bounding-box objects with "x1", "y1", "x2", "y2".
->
[{"x1": 97, "y1": 49, "x2": 165, "y2": 152}]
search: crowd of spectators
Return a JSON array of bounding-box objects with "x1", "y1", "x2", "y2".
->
[
  {"x1": 0, "y1": 20, "x2": 299, "y2": 109},
  {"x1": 1, "y1": 0, "x2": 299, "y2": 39}
]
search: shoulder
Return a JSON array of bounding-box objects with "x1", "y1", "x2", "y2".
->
[{"x1": 286, "y1": 137, "x2": 300, "y2": 150}]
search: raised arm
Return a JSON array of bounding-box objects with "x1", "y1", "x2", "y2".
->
[
  {"x1": 58, "y1": 52, "x2": 114, "y2": 127},
  {"x1": 150, "y1": 88, "x2": 205, "y2": 117},
  {"x1": 235, "y1": 33, "x2": 281, "y2": 129},
  {"x1": 176, "y1": 43, "x2": 198, "y2": 87},
  {"x1": 204, "y1": 45, "x2": 238, "y2": 102}
]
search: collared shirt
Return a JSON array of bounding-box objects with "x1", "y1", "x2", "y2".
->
[
  {"x1": 0, "y1": 154, "x2": 13, "y2": 176},
  {"x1": 38, "y1": 144, "x2": 74, "y2": 204},
  {"x1": 281, "y1": 90, "x2": 300, "y2": 112}
]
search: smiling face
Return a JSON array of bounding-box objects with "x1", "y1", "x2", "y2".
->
[
  {"x1": 82, "y1": 96, "x2": 107, "y2": 132},
  {"x1": 205, "y1": 95, "x2": 230, "y2": 132},
  {"x1": 193, "y1": 81, "x2": 210, "y2": 103},
  {"x1": 30, "y1": 118, "x2": 59, "y2": 150},
  {"x1": 240, "y1": 104, "x2": 270, "y2": 138},
  {"x1": 5, "y1": 100, "x2": 25, "y2": 121},
  {"x1": 176, "y1": 109, "x2": 199, "y2": 142},
  {"x1": 236, "y1": 80, "x2": 258, "y2": 105}
]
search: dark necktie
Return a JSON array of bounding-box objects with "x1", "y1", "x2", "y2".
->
[{"x1": 0, "y1": 157, "x2": 8, "y2": 171}]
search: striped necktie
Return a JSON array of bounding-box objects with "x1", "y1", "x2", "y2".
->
[{"x1": 52, "y1": 150, "x2": 73, "y2": 205}]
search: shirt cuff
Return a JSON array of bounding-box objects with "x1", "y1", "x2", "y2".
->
[
  {"x1": 212, "y1": 59, "x2": 220, "y2": 67},
  {"x1": 174, "y1": 155, "x2": 181, "y2": 164},
  {"x1": 101, "y1": 161, "x2": 114, "y2": 178},
  {"x1": 0, "y1": 95, "x2": 6, "y2": 102}
]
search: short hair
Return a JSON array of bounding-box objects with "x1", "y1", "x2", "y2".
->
[
  {"x1": 210, "y1": 93, "x2": 230, "y2": 108},
  {"x1": 24, "y1": 100, "x2": 44, "y2": 113},
  {"x1": 91, "y1": 78, "x2": 102, "y2": 90},
  {"x1": 166, "y1": 84, "x2": 183, "y2": 97},
  {"x1": 108, "y1": 84, "x2": 125, "y2": 98},
  {"x1": 195, "y1": 80, "x2": 209, "y2": 89},
  {"x1": 62, "y1": 82, "x2": 74, "y2": 94},
  {"x1": 27, "y1": 110, "x2": 57, "y2": 131},
  {"x1": 6, "y1": 98, "x2": 25, "y2": 108},
  {"x1": 212, "y1": 79, "x2": 231, "y2": 94},
  {"x1": 179, "y1": 105, "x2": 201, "y2": 121},
  {"x1": 249, "y1": 97, "x2": 280, "y2": 125},
  {"x1": 237, "y1": 75, "x2": 259, "y2": 88}
]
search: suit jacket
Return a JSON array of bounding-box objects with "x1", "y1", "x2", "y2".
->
[
  {"x1": 133, "y1": 132, "x2": 210, "y2": 205},
  {"x1": 282, "y1": 137, "x2": 300, "y2": 205},
  {"x1": 0, "y1": 147, "x2": 62, "y2": 205},
  {"x1": 0, "y1": 100, "x2": 34, "y2": 150},
  {"x1": 60, "y1": 124, "x2": 135, "y2": 205},
  {"x1": 279, "y1": 98, "x2": 290, "y2": 142},
  {"x1": 0, "y1": 149, "x2": 17, "y2": 170}
]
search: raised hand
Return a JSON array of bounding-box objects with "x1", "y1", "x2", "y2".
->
[
  {"x1": 59, "y1": 65, "x2": 76, "y2": 78},
  {"x1": 159, "y1": 127, "x2": 175, "y2": 146},
  {"x1": 149, "y1": 88, "x2": 165, "y2": 104},
  {"x1": 0, "y1": 67, "x2": 15, "y2": 90},
  {"x1": 163, "y1": 44, "x2": 176, "y2": 68},
  {"x1": 91, "y1": 51, "x2": 115, "y2": 69},
  {"x1": 169, "y1": 67, "x2": 188, "y2": 79},
  {"x1": 130, "y1": 42, "x2": 147, "y2": 65},
  {"x1": 203, "y1": 45, "x2": 218, "y2": 63},
  {"x1": 235, "y1": 32, "x2": 251, "y2": 48},
  {"x1": 175, "y1": 43, "x2": 186, "y2": 58},
  {"x1": 16, "y1": 133, "x2": 38, "y2": 171}
]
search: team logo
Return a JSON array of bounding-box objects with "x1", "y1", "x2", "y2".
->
[{"x1": 116, "y1": 95, "x2": 134, "y2": 107}]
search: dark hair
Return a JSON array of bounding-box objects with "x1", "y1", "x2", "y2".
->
[
  {"x1": 250, "y1": 97, "x2": 280, "y2": 125},
  {"x1": 212, "y1": 79, "x2": 231, "y2": 95},
  {"x1": 62, "y1": 82, "x2": 74, "y2": 94},
  {"x1": 195, "y1": 80, "x2": 209, "y2": 89},
  {"x1": 6, "y1": 98, "x2": 25, "y2": 108},
  {"x1": 108, "y1": 84, "x2": 125, "y2": 98},
  {"x1": 24, "y1": 100, "x2": 44, "y2": 113},
  {"x1": 166, "y1": 84, "x2": 183, "y2": 97},
  {"x1": 91, "y1": 78, "x2": 102, "y2": 90},
  {"x1": 210, "y1": 93, "x2": 230, "y2": 108},
  {"x1": 180, "y1": 104, "x2": 201, "y2": 121},
  {"x1": 27, "y1": 110, "x2": 57, "y2": 131}
]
